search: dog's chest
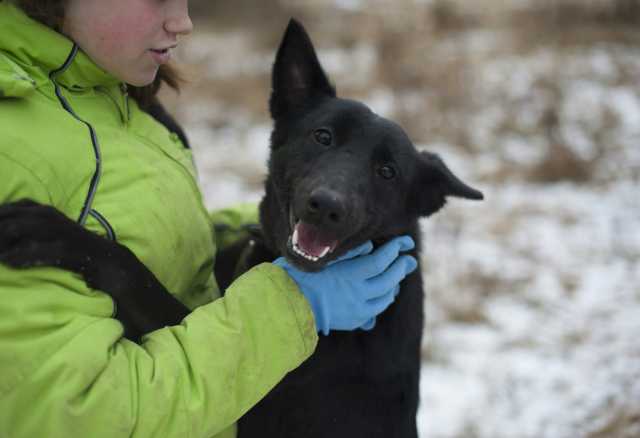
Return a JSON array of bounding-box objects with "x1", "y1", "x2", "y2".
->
[{"x1": 299, "y1": 270, "x2": 424, "y2": 383}]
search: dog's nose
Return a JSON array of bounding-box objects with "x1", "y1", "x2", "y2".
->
[{"x1": 307, "y1": 189, "x2": 346, "y2": 226}]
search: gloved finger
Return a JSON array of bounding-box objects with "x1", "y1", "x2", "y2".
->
[
  {"x1": 392, "y1": 235, "x2": 415, "y2": 252},
  {"x1": 328, "y1": 240, "x2": 374, "y2": 266},
  {"x1": 364, "y1": 255, "x2": 417, "y2": 299},
  {"x1": 365, "y1": 289, "x2": 397, "y2": 316},
  {"x1": 360, "y1": 317, "x2": 376, "y2": 331},
  {"x1": 348, "y1": 236, "x2": 415, "y2": 279}
]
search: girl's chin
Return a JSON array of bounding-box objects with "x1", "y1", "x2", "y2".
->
[{"x1": 123, "y1": 67, "x2": 160, "y2": 87}]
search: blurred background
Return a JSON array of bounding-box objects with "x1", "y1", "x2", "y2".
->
[{"x1": 160, "y1": 1, "x2": 640, "y2": 436}]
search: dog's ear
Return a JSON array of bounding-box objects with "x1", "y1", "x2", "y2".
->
[
  {"x1": 408, "y1": 151, "x2": 484, "y2": 217},
  {"x1": 270, "y1": 19, "x2": 336, "y2": 120}
]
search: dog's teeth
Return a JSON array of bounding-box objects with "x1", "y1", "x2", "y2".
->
[
  {"x1": 292, "y1": 242, "x2": 325, "y2": 262},
  {"x1": 318, "y1": 246, "x2": 330, "y2": 258},
  {"x1": 292, "y1": 228, "x2": 299, "y2": 247}
]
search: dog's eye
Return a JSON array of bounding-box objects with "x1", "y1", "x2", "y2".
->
[
  {"x1": 377, "y1": 165, "x2": 396, "y2": 180},
  {"x1": 313, "y1": 129, "x2": 333, "y2": 146}
]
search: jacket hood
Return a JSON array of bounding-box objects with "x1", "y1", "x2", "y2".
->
[{"x1": 0, "y1": 2, "x2": 120, "y2": 97}]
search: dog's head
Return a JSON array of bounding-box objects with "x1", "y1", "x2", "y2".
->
[{"x1": 261, "y1": 20, "x2": 483, "y2": 271}]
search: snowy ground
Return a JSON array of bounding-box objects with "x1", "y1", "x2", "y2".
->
[
  {"x1": 418, "y1": 178, "x2": 640, "y2": 438},
  {"x1": 166, "y1": 3, "x2": 640, "y2": 436}
]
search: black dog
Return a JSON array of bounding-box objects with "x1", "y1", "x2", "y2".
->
[{"x1": 0, "y1": 20, "x2": 483, "y2": 437}]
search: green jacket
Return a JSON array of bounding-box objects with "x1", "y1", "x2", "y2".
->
[{"x1": 0, "y1": 4, "x2": 317, "y2": 438}]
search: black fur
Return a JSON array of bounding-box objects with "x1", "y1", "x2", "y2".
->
[
  {"x1": 0, "y1": 199, "x2": 190, "y2": 342},
  {"x1": 0, "y1": 19, "x2": 483, "y2": 437}
]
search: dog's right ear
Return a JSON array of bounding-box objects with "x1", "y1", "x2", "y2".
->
[
  {"x1": 408, "y1": 151, "x2": 484, "y2": 217},
  {"x1": 270, "y1": 19, "x2": 336, "y2": 120}
]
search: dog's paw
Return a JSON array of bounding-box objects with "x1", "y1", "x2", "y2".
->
[{"x1": 0, "y1": 200, "x2": 87, "y2": 271}]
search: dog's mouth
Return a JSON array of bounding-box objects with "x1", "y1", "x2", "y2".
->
[
  {"x1": 289, "y1": 221, "x2": 338, "y2": 262},
  {"x1": 286, "y1": 208, "x2": 341, "y2": 268}
]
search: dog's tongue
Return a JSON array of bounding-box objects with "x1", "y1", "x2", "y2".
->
[{"x1": 294, "y1": 222, "x2": 338, "y2": 258}]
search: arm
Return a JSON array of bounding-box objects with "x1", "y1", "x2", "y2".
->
[
  {"x1": 0, "y1": 160, "x2": 318, "y2": 438},
  {"x1": 210, "y1": 202, "x2": 261, "y2": 251},
  {"x1": 0, "y1": 263, "x2": 317, "y2": 438},
  {"x1": 210, "y1": 203, "x2": 277, "y2": 291}
]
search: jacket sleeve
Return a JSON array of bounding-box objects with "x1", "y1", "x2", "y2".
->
[
  {"x1": 209, "y1": 203, "x2": 260, "y2": 252},
  {"x1": 0, "y1": 161, "x2": 318, "y2": 438}
]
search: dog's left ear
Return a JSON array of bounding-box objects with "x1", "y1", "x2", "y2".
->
[
  {"x1": 408, "y1": 151, "x2": 484, "y2": 217},
  {"x1": 270, "y1": 19, "x2": 336, "y2": 120}
]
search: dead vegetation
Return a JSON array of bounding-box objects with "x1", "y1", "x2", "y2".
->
[{"x1": 165, "y1": 0, "x2": 640, "y2": 187}]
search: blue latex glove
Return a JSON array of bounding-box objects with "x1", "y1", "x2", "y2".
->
[{"x1": 274, "y1": 236, "x2": 418, "y2": 335}]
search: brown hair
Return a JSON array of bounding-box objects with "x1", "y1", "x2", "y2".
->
[{"x1": 7, "y1": 0, "x2": 182, "y2": 109}]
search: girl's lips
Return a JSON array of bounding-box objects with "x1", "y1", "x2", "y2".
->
[{"x1": 149, "y1": 48, "x2": 172, "y2": 65}]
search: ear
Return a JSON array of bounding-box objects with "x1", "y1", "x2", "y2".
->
[
  {"x1": 408, "y1": 151, "x2": 484, "y2": 217},
  {"x1": 269, "y1": 19, "x2": 336, "y2": 120}
]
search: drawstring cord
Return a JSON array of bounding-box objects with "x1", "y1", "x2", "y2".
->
[{"x1": 48, "y1": 44, "x2": 102, "y2": 226}]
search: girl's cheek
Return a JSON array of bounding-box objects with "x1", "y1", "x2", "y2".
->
[
  {"x1": 94, "y1": 21, "x2": 144, "y2": 56},
  {"x1": 81, "y1": 3, "x2": 162, "y2": 59}
]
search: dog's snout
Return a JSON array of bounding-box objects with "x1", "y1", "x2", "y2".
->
[{"x1": 307, "y1": 189, "x2": 346, "y2": 225}]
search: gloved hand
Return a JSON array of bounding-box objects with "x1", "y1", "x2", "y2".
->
[{"x1": 273, "y1": 236, "x2": 418, "y2": 335}]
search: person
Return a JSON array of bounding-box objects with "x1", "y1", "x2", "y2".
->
[{"x1": 0, "y1": 1, "x2": 418, "y2": 437}]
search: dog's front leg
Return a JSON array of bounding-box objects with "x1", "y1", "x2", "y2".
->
[{"x1": 0, "y1": 200, "x2": 190, "y2": 341}]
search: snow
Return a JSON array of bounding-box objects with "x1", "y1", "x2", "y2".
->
[{"x1": 418, "y1": 178, "x2": 640, "y2": 437}]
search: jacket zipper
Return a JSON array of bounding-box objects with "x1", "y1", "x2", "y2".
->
[
  {"x1": 95, "y1": 84, "x2": 131, "y2": 126},
  {"x1": 120, "y1": 83, "x2": 130, "y2": 126}
]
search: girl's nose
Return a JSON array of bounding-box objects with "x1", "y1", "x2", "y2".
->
[
  {"x1": 165, "y1": 15, "x2": 193, "y2": 36},
  {"x1": 165, "y1": 2, "x2": 193, "y2": 36}
]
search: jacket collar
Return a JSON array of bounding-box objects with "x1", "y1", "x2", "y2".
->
[{"x1": 0, "y1": 2, "x2": 121, "y2": 90}]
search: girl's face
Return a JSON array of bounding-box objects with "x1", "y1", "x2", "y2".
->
[{"x1": 62, "y1": 0, "x2": 193, "y2": 86}]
